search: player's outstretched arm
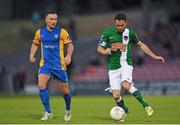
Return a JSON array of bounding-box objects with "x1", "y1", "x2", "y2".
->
[
  {"x1": 30, "y1": 43, "x2": 38, "y2": 64},
  {"x1": 137, "y1": 41, "x2": 164, "y2": 63},
  {"x1": 65, "y1": 43, "x2": 73, "y2": 65},
  {"x1": 97, "y1": 46, "x2": 111, "y2": 55}
]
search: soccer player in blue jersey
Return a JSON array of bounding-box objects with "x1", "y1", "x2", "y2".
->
[{"x1": 29, "y1": 11, "x2": 73, "y2": 121}]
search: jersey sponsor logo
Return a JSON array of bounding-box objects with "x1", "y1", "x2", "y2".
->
[
  {"x1": 44, "y1": 45, "x2": 58, "y2": 49},
  {"x1": 111, "y1": 43, "x2": 126, "y2": 52},
  {"x1": 109, "y1": 37, "x2": 116, "y2": 40}
]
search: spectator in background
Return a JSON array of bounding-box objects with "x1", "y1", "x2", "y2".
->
[
  {"x1": 68, "y1": 16, "x2": 77, "y2": 41},
  {"x1": 0, "y1": 65, "x2": 6, "y2": 92},
  {"x1": 32, "y1": 11, "x2": 40, "y2": 26},
  {"x1": 13, "y1": 66, "x2": 26, "y2": 93},
  {"x1": 18, "y1": 66, "x2": 26, "y2": 91},
  {"x1": 136, "y1": 50, "x2": 145, "y2": 66}
]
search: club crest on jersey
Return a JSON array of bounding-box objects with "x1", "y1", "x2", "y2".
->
[
  {"x1": 54, "y1": 34, "x2": 59, "y2": 39},
  {"x1": 124, "y1": 36, "x2": 128, "y2": 41}
]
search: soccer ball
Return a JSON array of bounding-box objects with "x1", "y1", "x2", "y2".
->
[{"x1": 110, "y1": 106, "x2": 125, "y2": 121}]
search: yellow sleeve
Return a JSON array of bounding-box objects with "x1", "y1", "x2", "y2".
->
[
  {"x1": 61, "y1": 28, "x2": 72, "y2": 44},
  {"x1": 33, "y1": 29, "x2": 40, "y2": 45}
]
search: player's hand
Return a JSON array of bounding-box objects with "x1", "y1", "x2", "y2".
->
[
  {"x1": 155, "y1": 56, "x2": 165, "y2": 63},
  {"x1": 30, "y1": 55, "x2": 36, "y2": 64},
  {"x1": 111, "y1": 47, "x2": 117, "y2": 51},
  {"x1": 65, "y1": 55, "x2": 71, "y2": 65},
  {"x1": 105, "y1": 48, "x2": 111, "y2": 55}
]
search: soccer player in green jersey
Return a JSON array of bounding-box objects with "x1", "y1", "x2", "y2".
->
[{"x1": 97, "y1": 12, "x2": 164, "y2": 122}]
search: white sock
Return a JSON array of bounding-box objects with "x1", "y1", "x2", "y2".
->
[
  {"x1": 116, "y1": 96, "x2": 122, "y2": 102},
  {"x1": 129, "y1": 85, "x2": 137, "y2": 94}
]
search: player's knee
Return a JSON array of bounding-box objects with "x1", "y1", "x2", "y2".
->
[
  {"x1": 113, "y1": 93, "x2": 120, "y2": 101},
  {"x1": 122, "y1": 81, "x2": 131, "y2": 91},
  {"x1": 62, "y1": 88, "x2": 70, "y2": 95},
  {"x1": 38, "y1": 84, "x2": 46, "y2": 90},
  {"x1": 59, "y1": 85, "x2": 70, "y2": 94}
]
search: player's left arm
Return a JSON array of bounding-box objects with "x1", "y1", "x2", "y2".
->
[
  {"x1": 137, "y1": 41, "x2": 164, "y2": 63},
  {"x1": 65, "y1": 42, "x2": 73, "y2": 65},
  {"x1": 131, "y1": 29, "x2": 164, "y2": 63},
  {"x1": 62, "y1": 28, "x2": 74, "y2": 65}
]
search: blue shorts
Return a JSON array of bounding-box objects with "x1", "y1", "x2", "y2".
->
[{"x1": 38, "y1": 66, "x2": 68, "y2": 83}]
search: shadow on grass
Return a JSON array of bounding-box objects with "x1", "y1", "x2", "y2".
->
[{"x1": 25, "y1": 113, "x2": 59, "y2": 120}]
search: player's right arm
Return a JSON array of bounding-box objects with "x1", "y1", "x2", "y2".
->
[
  {"x1": 97, "y1": 46, "x2": 111, "y2": 55},
  {"x1": 30, "y1": 29, "x2": 40, "y2": 64},
  {"x1": 97, "y1": 31, "x2": 111, "y2": 55}
]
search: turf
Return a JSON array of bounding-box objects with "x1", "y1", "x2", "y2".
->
[{"x1": 0, "y1": 95, "x2": 180, "y2": 124}]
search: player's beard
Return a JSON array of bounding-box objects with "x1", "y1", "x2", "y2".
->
[
  {"x1": 115, "y1": 26, "x2": 125, "y2": 33},
  {"x1": 48, "y1": 24, "x2": 56, "y2": 30},
  {"x1": 118, "y1": 28, "x2": 125, "y2": 33}
]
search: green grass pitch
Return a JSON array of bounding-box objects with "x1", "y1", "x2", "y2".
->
[{"x1": 0, "y1": 95, "x2": 180, "y2": 124}]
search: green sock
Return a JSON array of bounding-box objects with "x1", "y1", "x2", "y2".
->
[
  {"x1": 116, "y1": 99, "x2": 128, "y2": 113},
  {"x1": 132, "y1": 90, "x2": 149, "y2": 108}
]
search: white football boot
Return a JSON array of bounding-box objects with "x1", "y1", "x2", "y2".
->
[
  {"x1": 41, "y1": 111, "x2": 53, "y2": 120},
  {"x1": 64, "y1": 110, "x2": 72, "y2": 121},
  {"x1": 145, "y1": 106, "x2": 154, "y2": 116}
]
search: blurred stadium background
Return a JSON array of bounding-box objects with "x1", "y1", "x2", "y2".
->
[{"x1": 0, "y1": 0, "x2": 180, "y2": 96}]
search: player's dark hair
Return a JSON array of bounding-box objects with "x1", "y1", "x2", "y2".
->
[
  {"x1": 45, "y1": 10, "x2": 57, "y2": 16},
  {"x1": 114, "y1": 12, "x2": 127, "y2": 22}
]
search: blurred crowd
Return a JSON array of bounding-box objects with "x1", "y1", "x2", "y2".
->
[
  {"x1": 0, "y1": 64, "x2": 26, "y2": 94},
  {"x1": 0, "y1": 0, "x2": 180, "y2": 95}
]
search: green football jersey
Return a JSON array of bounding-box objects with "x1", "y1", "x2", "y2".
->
[{"x1": 98, "y1": 26, "x2": 139, "y2": 70}]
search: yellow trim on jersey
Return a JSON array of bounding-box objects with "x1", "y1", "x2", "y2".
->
[
  {"x1": 61, "y1": 28, "x2": 72, "y2": 44},
  {"x1": 32, "y1": 29, "x2": 44, "y2": 67},
  {"x1": 60, "y1": 39, "x2": 66, "y2": 70},
  {"x1": 33, "y1": 29, "x2": 40, "y2": 45},
  {"x1": 40, "y1": 42, "x2": 44, "y2": 67},
  {"x1": 60, "y1": 28, "x2": 72, "y2": 70}
]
